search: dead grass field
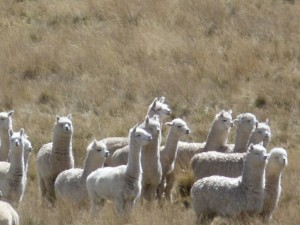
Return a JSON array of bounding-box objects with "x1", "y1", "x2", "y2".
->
[{"x1": 0, "y1": 0, "x2": 299, "y2": 224}]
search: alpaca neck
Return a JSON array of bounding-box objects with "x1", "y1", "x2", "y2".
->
[
  {"x1": 8, "y1": 147, "x2": 25, "y2": 184},
  {"x1": 81, "y1": 154, "x2": 105, "y2": 180},
  {"x1": 142, "y1": 132, "x2": 161, "y2": 159},
  {"x1": 265, "y1": 172, "x2": 281, "y2": 196},
  {"x1": 52, "y1": 133, "x2": 72, "y2": 155},
  {"x1": 126, "y1": 139, "x2": 142, "y2": 180},
  {"x1": 234, "y1": 127, "x2": 252, "y2": 153},
  {"x1": 162, "y1": 129, "x2": 180, "y2": 165},
  {"x1": 204, "y1": 123, "x2": 228, "y2": 151},
  {"x1": 0, "y1": 129, "x2": 10, "y2": 160},
  {"x1": 241, "y1": 159, "x2": 265, "y2": 192}
]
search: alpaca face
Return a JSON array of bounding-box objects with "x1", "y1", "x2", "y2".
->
[
  {"x1": 251, "y1": 121, "x2": 271, "y2": 146},
  {"x1": 267, "y1": 148, "x2": 288, "y2": 173},
  {"x1": 132, "y1": 127, "x2": 152, "y2": 146},
  {"x1": 152, "y1": 100, "x2": 171, "y2": 119},
  {"x1": 90, "y1": 140, "x2": 109, "y2": 159},
  {"x1": 166, "y1": 118, "x2": 190, "y2": 136},
  {"x1": 233, "y1": 113, "x2": 258, "y2": 132},
  {"x1": 55, "y1": 116, "x2": 73, "y2": 135},
  {"x1": 0, "y1": 110, "x2": 14, "y2": 131},
  {"x1": 247, "y1": 144, "x2": 268, "y2": 167},
  {"x1": 143, "y1": 116, "x2": 161, "y2": 136},
  {"x1": 9, "y1": 129, "x2": 24, "y2": 151},
  {"x1": 215, "y1": 110, "x2": 233, "y2": 130}
]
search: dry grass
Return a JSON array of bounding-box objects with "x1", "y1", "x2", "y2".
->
[{"x1": 0, "y1": 0, "x2": 300, "y2": 224}]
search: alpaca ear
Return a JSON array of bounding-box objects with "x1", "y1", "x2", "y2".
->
[
  {"x1": 265, "y1": 118, "x2": 269, "y2": 125},
  {"x1": 8, "y1": 110, "x2": 14, "y2": 117},
  {"x1": 227, "y1": 109, "x2": 232, "y2": 115},
  {"x1": 132, "y1": 124, "x2": 139, "y2": 132},
  {"x1": 248, "y1": 143, "x2": 254, "y2": 152},
  {"x1": 92, "y1": 139, "x2": 97, "y2": 147},
  {"x1": 217, "y1": 110, "x2": 225, "y2": 118},
  {"x1": 8, "y1": 129, "x2": 13, "y2": 137},
  {"x1": 233, "y1": 119, "x2": 239, "y2": 126},
  {"x1": 20, "y1": 128, "x2": 24, "y2": 137},
  {"x1": 67, "y1": 114, "x2": 72, "y2": 120},
  {"x1": 145, "y1": 116, "x2": 150, "y2": 124},
  {"x1": 165, "y1": 121, "x2": 172, "y2": 126},
  {"x1": 159, "y1": 96, "x2": 165, "y2": 103}
]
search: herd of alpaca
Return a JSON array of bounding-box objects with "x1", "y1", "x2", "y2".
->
[{"x1": 0, "y1": 96, "x2": 288, "y2": 225}]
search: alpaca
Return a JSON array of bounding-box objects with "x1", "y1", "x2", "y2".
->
[
  {"x1": 157, "y1": 118, "x2": 190, "y2": 202},
  {"x1": 0, "y1": 129, "x2": 26, "y2": 209},
  {"x1": 175, "y1": 109, "x2": 233, "y2": 169},
  {"x1": 230, "y1": 113, "x2": 258, "y2": 153},
  {"x1": 248, "y1": 119, "x2": 271, "y2": 149},
  {"x1": 86, "y1": 125, "x2": 152, "y2": 216},
  {"x1": 0, "y1": 191, "x2": 19, "y2": 225},
  {"x1": 103, "y1": 96, "x2": 171, "y2": 166},
  {"x1": 191, "y1": 143, "x2": 268, "y2": 223},
  {"x1": 0, "y1": 110, "x2": 14, "y2": 161},
  {"x1": 191, "y1": 120, "x2": 271, "y2": 180},
  {"x1": 54, "y1": 140, "x2": 109, "y2": 206},
  {"x1": 36, "y1": 115, "x2": 74, "y2": 203},
  {"x1": 261, "y1": 148, "x2": 288, "y2": 222},
  {"x1": 140, "y1": 115, "x2": 162, "y2": 202}
]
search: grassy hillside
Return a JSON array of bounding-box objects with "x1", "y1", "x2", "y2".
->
[{"x1": 0, "y1": 0, "x2": 299, "y2": 224}]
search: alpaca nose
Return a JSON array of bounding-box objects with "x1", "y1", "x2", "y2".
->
[
  {"x1": 15, "y1": 141, "x2": 19, "y2": 147},
  {"x1": 105, "y1": 152, "x2": 109, "y2": 158},
  {"x1": 255, "y1": 121, "x2": 258, "y2": 127},
  {"x1": 186, "y1": 129, "x2": 190, "y2": 135},
  {"x1": 230, "y1": 122, "x2": 234, "y2": 127}
]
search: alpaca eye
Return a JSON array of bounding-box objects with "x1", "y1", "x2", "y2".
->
[
  {"x1": 157, "y1": 108, "x2": 162, "y2": 111},
  {"x1": 223, "y1": 120, "x2": 227, "y2": 122},
  {"x1": 177, "y1": 125, "x2": 182, "y2": 128},
  {"x1": 97, "y1": 149, "x2": 102, "y2": 152},
  {"x1": 137, "y1": 134, "x2": 141, "y2": 137},
  {"x1": 247, "y1": 120, "x2": 251, "y2": 123}
]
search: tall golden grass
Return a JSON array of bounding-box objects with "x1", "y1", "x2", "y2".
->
[{"x1": 0, "y1": 0, "x2": 299, "y2": 224}]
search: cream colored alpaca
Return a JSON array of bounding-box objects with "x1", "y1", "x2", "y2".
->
[
  {"x1": 157, "y1": 118, "x2": 190, "y2": 202},
  {"x1": 55, "y1": 140, "x2": 109, "y2": 205},
  {"x1": 36, "y1": 115, "x2": 74, "y2": 203},
  {"x1": 86, "y1": 125, "x2": 152, "y2": 217},
  {"x1": 0, "y1": 129, "x2": 26, "y2": 209},
  {"x1": 0, "y1": 190, "x2": 19, "y2": 225},
  {"x1": 0, "y1": 111, "x2": 14, "y2": 161}
]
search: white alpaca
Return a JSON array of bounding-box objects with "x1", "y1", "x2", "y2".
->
[
  {"x1": 248, "y1": 119, "x2": 271, "y2": 149},
  {"x1": 86, "y1": 125, "x2": 152, "y2": 216},
  {"x1": 36, "y1": 115, "x2": 74, "y2": 203},
  {"x1": 103, "y1": 96, "x2": 171, "y2": 166},
  {"x1": 176, "y1": 110, "x2": 233, "y2": 169},
  {"x1": 0, "y1": 191, "x2": 19, "y2": 225},
  {"x1": 0, "y1": 129, "x2": 26, "y2": 209},
  {"x1": 191, "y1": 120, "x2": 271, "y2": 180},
  {"x1": 54, "y1": 140, "x2": 109, "y2": 205},
  {"x1": 230, "y1": 113, "x2": 258, "y2": 153},
  {"x1": 140, "y1": 115, "x2": 162, "y2": 202},
  {"x1": 261, "y1": 148, "x2": 288, "y2": 222},
  {"x1": 191, "y1": 143, "x2": 268, "y2": 223},
  {"x1": 157, "y1": 118, "x2": 190, "y2": 202},
  {"x1": 0, "y1": 111, "x2": 14, "y2": 161}
]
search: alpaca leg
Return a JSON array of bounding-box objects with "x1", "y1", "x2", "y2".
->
[
  {"x1": 44, "y1": 177, "x2": 56, "y2": 203},
  {"x1": 156, "y1": 176, "x2": 166, "y2": 201},
  {"x1": 146, "y1": 184, "x2": 157, "y2": 202},
  {"x1": 39, "y1": 177, "x2": 47, "y2": 198},
  {"x1": 165, "y1": 172, "x2": 175, "y2": 201}
]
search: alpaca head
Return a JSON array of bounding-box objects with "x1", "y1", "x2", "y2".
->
[
  {"x1": 266, "y1": 148, "x2": 288, "y2": 175},
  {"x1": 142, "y1": 115, "x2": 161, "y2": 137},
  {"x1": 233, "y1": 112, "x2": 258, "y2": 133},
  {"x1": 246, "y1": 143, "x2": 268, "y2": 168},
  {"x1": 213, "y1": 110, "x2": 233, "y2": 131},
  {"x1": 249, "y1": 119, "x2": 271, "y2": 147},
  {"x1": 149, "y1": 96, "x2": 172, "y2": 119},
  {"x1": 130, "y1": 125, "x2": 152, "y2": 146},
  {"x1": 23, "y1": 134, "x2": 33, "y2": 159},
  {"x1": 55, "y1": 114, "x2": 73, "y2": 136},
  {"x1": 165, "y1": 118, "x2": 190, "y2": 137},
  {"x1": 0, "y1": 110, "x2": 14, "y2": 131},
  {"x1": 9, "y1": 128, "x2": 25, "y2": 154},
  {"x1": 87, "y1": 139, "x2": 109, "y2": 161}
]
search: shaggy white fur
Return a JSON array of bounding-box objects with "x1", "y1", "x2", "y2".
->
[{"x1": 36, "y1": 115, "x2": 74, "y2": 203}]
